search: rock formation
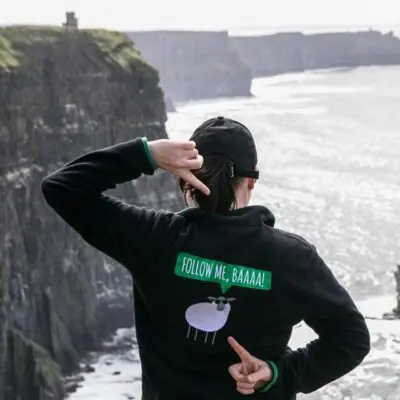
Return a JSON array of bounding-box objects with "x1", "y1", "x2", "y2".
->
[
  {"x1": 230, "y1": 30, "x2": 400, "y2": 77},
  {"x1": 0, "y1": 26, "x2": 183, "y2": 400},
  {"x1": 381, "y1": 265, "x2": 400, "y2": 320},
  {"x1": 127, "y1": 31, "x2": 253, "y2": 104},
  {"x1": 394, "y1": 264, "x2": 400, "y2": 316}
]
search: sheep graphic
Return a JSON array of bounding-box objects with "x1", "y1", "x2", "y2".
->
[{"x1": 185, "y1": 296, "x2": 235, "y2": 345}]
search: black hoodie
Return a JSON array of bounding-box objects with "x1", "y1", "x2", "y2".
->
[{"x1": 41, "y1": 138, "x2": 370, "y2": 400}]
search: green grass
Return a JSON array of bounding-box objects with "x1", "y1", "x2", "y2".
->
[
  {"x1": 0, "y1": 25, "x2": 148, "y2": 71},
  {"x1": 0, "y1": 26, "x2": 63, "y2": 68},
  {"x1": 0, "y1": 36, "x2": 19, "y2": 68},
  {"x1": 84, "y1": 29, "x2": 145, "y2": 70}
]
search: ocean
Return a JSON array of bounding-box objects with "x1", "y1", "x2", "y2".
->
[{"x1": 68, "y1": 66, "x2": 400, "y2": 400}]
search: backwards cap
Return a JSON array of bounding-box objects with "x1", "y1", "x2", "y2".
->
[{"x1": 190, "y1": 116, "x2": 259, "y2": 179}]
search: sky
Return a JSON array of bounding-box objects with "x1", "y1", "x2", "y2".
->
[{"x1": 1, "y1": 0, "x2": 400, "y2": 32}]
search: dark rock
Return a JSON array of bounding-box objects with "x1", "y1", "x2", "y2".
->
[
  {"x1": 393, "y1": 264, "x2": 400, "y2": 317},
  {"x1": 103, "y1": 335, "x2": 134, "y2": 352},
  {"x1": 0, "y1": 26, "x2": 184, "y2": 400},
  {"x1": 82, "y1": 364, "x2": 95, "y2": 373},
  {"x1": 230, "y1": 30, "x2": 400, "y2": 77},
  {"x1": 112, "y1": 371, "x2": 121, "y2": 376},
  {"x1": 4, "y1": 328, "x2": 65, "y2": 400},
  {"x1": 380, "y1": 264, "x2": 400, "y2": 320},
  {"x1": 127, "y1": 31, "x2": 252, "y2": 102},
  {"x1": 164, "y1": 96, "x2": 175, "y2": 113},
  {"x1": 64, "y1": 382, "x2": 81, "y2": 395},
  {"x1": 382, "y1": 312, "x2": 400, "y2": 320},
  {"x1": 64, "y1": 374, "x2": 84, "y2": 396}
]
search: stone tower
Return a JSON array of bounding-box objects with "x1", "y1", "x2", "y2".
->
[{"x1": 63, "y1": 12, "x2": 78, "y2": 31}]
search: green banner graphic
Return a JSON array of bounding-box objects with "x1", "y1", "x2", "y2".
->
[{"x1": 175, "y1": 252, "x2": 272, "y2": 294}]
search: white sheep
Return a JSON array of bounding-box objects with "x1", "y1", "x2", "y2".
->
[{"x1": 185, "y1": 296, "x2": 235, "y2": 345}]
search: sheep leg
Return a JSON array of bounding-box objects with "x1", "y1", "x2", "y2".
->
[
  {"x1": 204, "y1": 332, "x2": 208, "y2": 344},
  {"x1": 186, "y1": 325, "x2": 191, "y2": 339},
  {"x1": 212, "y1": 331, "x2": 217, "y2": 345},
  {"x1": 194, "y1": 329, "x2": 198, "y2": 341}
]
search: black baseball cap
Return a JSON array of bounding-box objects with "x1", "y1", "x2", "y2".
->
[{"x1": 190, "y1": 116, "x2": 259, "y2": 179}]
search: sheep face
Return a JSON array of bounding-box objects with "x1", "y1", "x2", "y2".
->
[{"x1": 207, "y1": 296, "x2": 236, "y2": 311}]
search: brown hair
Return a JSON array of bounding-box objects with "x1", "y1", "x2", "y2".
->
[{"x1": 179, "y1": 154, "x2": 244, "y2": 213}]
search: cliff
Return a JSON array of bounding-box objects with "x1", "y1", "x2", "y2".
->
[
  {"x1": 0, "y1": 26, "x2": 183, "y2": 400},
  {"x1": 126, "y1": 31, "x2": 252, "y2": 103},
  {"x1": 395, "y1": 265, "x2": 400, "y2": 316},
  {"x1": 230, "y1": 30, "x2": 400, "y2": 77}
]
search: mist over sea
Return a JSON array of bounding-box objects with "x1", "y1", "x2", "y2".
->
[
  {"x1": 228, "y1": 23, "x2": 400, "y2": 37},
  {"x1": 69, "y1": 66, "x2": 400, "y2": 400}
]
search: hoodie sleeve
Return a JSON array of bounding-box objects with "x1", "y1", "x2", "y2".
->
[
  {"x1": 41, "y1": 137, "x2": 182, "y2": 273},
  {"x1": 259, "y1": 248, "x2": 370, "y2": 398}
]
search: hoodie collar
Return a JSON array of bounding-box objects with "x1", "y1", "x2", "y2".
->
[{"x1": 178, "y1": 205, "x2": 275, "y2": 228}]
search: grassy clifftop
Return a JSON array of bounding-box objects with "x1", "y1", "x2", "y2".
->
[{"x1": 0, "y1": 26, "x2": 149, "y2": 71}]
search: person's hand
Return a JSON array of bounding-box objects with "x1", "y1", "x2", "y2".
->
[
  {"x1": 227, "y1": 336, "x2": 272, "y2": 395},
  {"x1": 148, "y1": 139, "x2": 210, "y2": 196}
]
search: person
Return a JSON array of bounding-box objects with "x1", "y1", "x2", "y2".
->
[{"x1": 41, "y1": 116, "x2": 370, "y2": 399}]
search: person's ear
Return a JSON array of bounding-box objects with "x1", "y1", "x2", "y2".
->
[
  {"x1": 248, "y1": 178, "x2": 256, "y2": 191},
  {"x1": 248, "y1": 166, "x2": 259, "y2": 191}
]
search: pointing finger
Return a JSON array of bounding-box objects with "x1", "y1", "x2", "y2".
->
[
  {"x1": 227, "y1": 336, "x2": 255, "y2": 364},
  {"x1": 179, "y1": 169, "x2": 210, "y2": 196}
]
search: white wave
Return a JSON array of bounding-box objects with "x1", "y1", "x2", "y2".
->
[
  {"x1": 255, "y1": 71, "x2": 328, "y2": 85},
  {"x1": 262, "y1": 106, "x2": 328, "y2": 115}
]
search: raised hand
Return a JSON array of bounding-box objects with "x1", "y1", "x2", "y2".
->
[
  {"x1": 148, "y1": 139, "x2": 210, "y2": 196},
  {"x1": 227, "y1": 336, "x2": 272, "y2": 395}
]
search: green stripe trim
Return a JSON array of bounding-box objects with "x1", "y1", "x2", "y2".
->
[
  {"x1": 257, "y1": 360, "x2": 279, "y2": 393},
  {"x1": 141, "y1": 137, "x2": 157, "y2": 171}
]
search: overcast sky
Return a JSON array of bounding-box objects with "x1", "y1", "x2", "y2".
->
[{"x1": 1, "y1": 0, "x2": 399, "y2": 31}]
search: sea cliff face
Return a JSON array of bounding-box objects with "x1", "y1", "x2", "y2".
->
[
  {"x1": 0, "y1": 26, "x2": 183, "y2": 400},
  {"x1": 126, "y1": 30, "x2": 400, "y2": 107},
  {"x1": 230, "y1": 30, "x2": 400, "y2": 77},
  {"x1": 127, "y1": 30, "x2": 253, "y2": 103}
]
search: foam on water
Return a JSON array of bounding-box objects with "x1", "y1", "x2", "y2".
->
[{"x1": 67, "y1": 329, "x2": 141, "y2": 400}]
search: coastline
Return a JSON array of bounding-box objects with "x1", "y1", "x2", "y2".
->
[{"x1": 128, "y1": 29, "x2": 400, "y2": 110}]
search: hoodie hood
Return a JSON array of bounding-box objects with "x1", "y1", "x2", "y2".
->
[{"x1": 178, "y1": 205, "x2": 275, "y2": 228}]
